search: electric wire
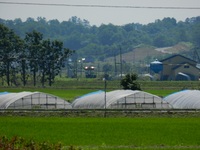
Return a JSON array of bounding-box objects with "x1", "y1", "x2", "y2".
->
[{"x1": 0, "y1": 1, "x2": 200, "y2": 10}]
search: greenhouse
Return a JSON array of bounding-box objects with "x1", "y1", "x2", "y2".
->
[
  {"x1": 72, "y1": 90, "x2": 171, "y2": 109},
  {"x1": 0, "y1": 92, "x2": 72, "y2": 109},
  {"x1": 164, "y1": 90, "x2": 200, "y2": 109}
]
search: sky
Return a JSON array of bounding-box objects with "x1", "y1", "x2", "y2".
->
[{"x1": 0, "y1": 0, "x2": 200, "y2": 26}]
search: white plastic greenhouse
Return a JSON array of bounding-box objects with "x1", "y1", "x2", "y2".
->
[
  {"x1": 164, "y1": 90, "x2": 200, "y2": 109},
  {"x1": 72, "y1": 90, "x2": 171, "y2": 109},
  {"x1": 0, "y1": 92, "x2": 72, "y2": 109}
]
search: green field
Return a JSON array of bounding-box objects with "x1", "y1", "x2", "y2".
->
[
  {"x1": 1, "y1": 81, "x2": 200, "y2": 149},
  {"x1": 0, "y1": 117, "x2": 200, "y2": 149}
]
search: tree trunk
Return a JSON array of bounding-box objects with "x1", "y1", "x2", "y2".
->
[
  {"x1": 22, "y1": 60, "x2": 26, "y2": 86},
  {"x1": 33, "y1": 67, "x2": 36, "y2": 86},
  {"x1": 48, "y1": 66, "x2": 52, "y2": 86},
  {"x1": 6, "y1": 61, "x2": 10, "y2": 86}
]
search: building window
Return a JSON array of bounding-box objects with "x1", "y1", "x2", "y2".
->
[{"x1": 184, "y1": 65, "x2": 189, "y2": 68}]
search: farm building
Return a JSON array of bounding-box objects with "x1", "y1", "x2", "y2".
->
[
  {"x1": 72, "y1": 90, "x2": 172, "y2": 109},
  {"x1": 160, "y1": 54, "x2": 200, "y2": 80},
  {"x1": 0, "y1": 92, "x2": 72, "y2": 109},
  {"x1": 164, "y1": 90, "x2": 200, "y2": 109}
]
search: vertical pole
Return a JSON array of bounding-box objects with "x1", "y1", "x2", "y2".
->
[
  {"x1": 120, "y1": 46, "x2": 122, "y2": 79},
  {"x1": 81, "y1": 60, "x2": 83, "y2": 78},
  {"x1": 81, "y1": 58, "x2": 85, "y2": 78},
  {"x1": 75, "y1": 59, "x2": 78, "y2": 79},
  {"x1": 31, "y1": 95, "x2": 32, "y2": 109},
  {"x1": 97, "y1": 62, "x2": 100, "y2": 78},
  {"x1": 46, "y1": 94, "x2": 48, "y2": 109},
  {"x1": 104, "y1": 78, "x2": 107, "y2": 117},
  {"x1": 55, "y1": 97, "x2": 57, "y2": 109},
  {"x1": 114, "y1": 53, "x2": 117, "y2": 76},
  {"x1": 125, "y1": 97, "x2": 127, "y2": 109},
  {"x1": 22, "y1": 98, "x2": 24, "y2": 109},
  {"x1": 38, "y1": 93, "x2": 40, "y2": 109}
]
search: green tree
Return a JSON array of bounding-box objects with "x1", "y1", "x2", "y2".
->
[
  {"x1": 192, "y1": 24, "x2": 200, "y2": 47},
  {"x1": 38, "y1": 39, "x2": 50, "y2": 87},
  {"x1": 47, "y1": 40, "x2": 72, "y2": 86},
  {"x1": 120, "y1": 73, "x2": 141, "y2": 90},
  {"x1": 0, "y1": 24, "x2": 23, "y2": 86},
  {"x1": 25, "y1": 30, "x2": 43, "y2": 86},
  {"x1": 2, "y1": 16, "x2": 200, "y2": 66},
  {"x1": 18, "y1": 46, "x2": 29, "y2": 86},
  {"x1": 40, "y1": 39, "x2": 73, "y2": 86}
]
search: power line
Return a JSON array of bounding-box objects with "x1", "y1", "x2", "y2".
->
[{"x1": 0, "y1": 1, "x2": 200, "y2": 10}]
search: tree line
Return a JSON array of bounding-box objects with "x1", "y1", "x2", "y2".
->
[
  {"x1": 1, "y1": 16, "x2": 200, "y2": 61},
  {"x1": 0, "y1": 24, "x2": 73, "y2": 86}
]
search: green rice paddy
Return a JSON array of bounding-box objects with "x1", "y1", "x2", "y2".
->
[
  {"x1": 0, "y1": 81, "x2": 200, "y2": 149},
  {"x1": 0, "y1": 117, "x2": 200, "y2": 149}
]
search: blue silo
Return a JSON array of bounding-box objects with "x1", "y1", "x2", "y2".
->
[{"x1": 150, "y1": 59, "x2": 163, "y2": 73}]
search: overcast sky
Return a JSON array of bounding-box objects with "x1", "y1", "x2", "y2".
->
[{"x1": 0, "y1": 0, "x2": 200, "y2": 26}]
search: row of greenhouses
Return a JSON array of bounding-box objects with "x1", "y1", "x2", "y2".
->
[{"x1": 0, "y1": 90, "x2": 200, "y2": 110}]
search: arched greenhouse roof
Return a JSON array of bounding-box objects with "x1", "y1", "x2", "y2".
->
[
  {"x1": 0, "y1": 92, "x2": 9, "y2": 95},
  {"x1": 164, "y1": 90, "x2": 200, "y2": 109},
  {"x1": 0, "y1": 91, "x2": 72, "y2": 109},
  {"x1": 72, "y1": 90, "x2": 171, "y2": 109}
]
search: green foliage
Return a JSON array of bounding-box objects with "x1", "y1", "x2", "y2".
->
[
  {"x1": 0, "y1": 136, "x2": 62, "y2": 150},
  {"x1": 1, "y1": 16, "x2": 200, "y2": 86},
  {"x1": 0, "y1": 24, "x2": 24, "y2": 86},
  {"x1": 0, "y1": 25, "x2": 73, "y2": 87},
  {"x1": 1, "y1": 16, "x2": 200, "y2": 60},
  {"x1": 0, "y1": 135, "x2": 80, "y2": 150},
  {"x1": 25, "y1": 30, "x2": 43, "y2": 86},
  {"x1": 192, "y1": 23, "x2": 200, "y2": 47},
  {"x1": 120, "y1": 73, "x2": 141, "y2": 90}
]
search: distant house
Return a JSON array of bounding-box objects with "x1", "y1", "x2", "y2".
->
[{"x1": 160, "y1": 54, "x2": 200, "y2": 81}]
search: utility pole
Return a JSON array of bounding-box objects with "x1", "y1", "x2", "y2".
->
[
  {"x1": 119, "y1": 46, "x2": 123, "y2": 79},
  {"x1": 114, "y1": 53, "x2": 117, "y2": 76},
  {"x1": 103, "y1": 77, "x2": 107, "y2": 117},
  {"x1": 113, "y1": 46, "x2": 123, "y2": 79}
]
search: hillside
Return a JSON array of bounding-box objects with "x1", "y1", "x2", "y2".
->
[
  {"x1": 155, "y1": 42, "x2": 192, "y2": 54},
  {"x1": 0, "y1": 16, "x2": 200, "y2": 62},
  {"x1": 105, "y1": 42, "x2": 194, "y2": 64}
]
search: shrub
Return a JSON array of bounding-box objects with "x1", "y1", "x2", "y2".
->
[
  {"x1": 120, "y1": 73, "x2": 141, "y2": 90},
  {"x1": 0, "y1": 136, "x2": 81, "y2": 150}
]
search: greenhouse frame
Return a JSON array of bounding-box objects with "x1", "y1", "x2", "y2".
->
[
  {"x1": 0, "y1": 92, "x2": 72, "y2": 109},
  {"x1": 72, "y1": 90, "x2": 172, "y2": 109}
]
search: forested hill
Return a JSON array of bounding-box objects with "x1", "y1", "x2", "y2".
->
[{"x1": 1, "y1": 16, "x2": 200, "y2": 61}]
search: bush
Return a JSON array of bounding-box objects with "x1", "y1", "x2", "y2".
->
[
  {"x1": 0, "y1": 136, "x2": 81, "y2": 150},
  {"x1": 120, "y1": 73, "x2": 141, "y2": 90}
]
